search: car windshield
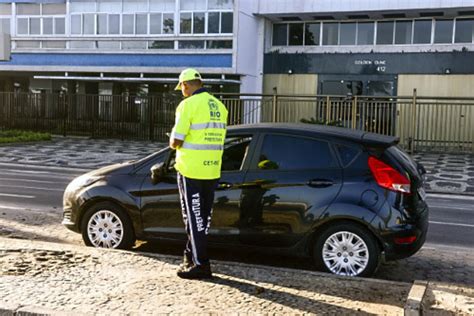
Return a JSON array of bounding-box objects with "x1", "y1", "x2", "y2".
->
[{"x1": 132, "y1": 146, "x2": 169, "y2": 169}]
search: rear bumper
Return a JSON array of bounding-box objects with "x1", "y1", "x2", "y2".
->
[{"x1": 379, "y1": 206, "x2": 429, "y2": 261}]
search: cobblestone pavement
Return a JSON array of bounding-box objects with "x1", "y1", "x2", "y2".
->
[
  {"x1": 0, "y1": 237, "x2": 411, "y2": 315},
  {"x1": 0, "y1": 137, "x2": 472, "y2": 195}
]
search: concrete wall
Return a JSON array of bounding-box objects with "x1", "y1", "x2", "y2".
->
[
  {"x1": 235, "y1": 0, "x2": 264, "y2": 94},
  {"x1": 398, "y1": 75, "x2": 474, "y2": 97},
  {"x1": 263, "y1": 74, "x2": 318, "y2": 95},
  {"x1": 0, "y1": 32, "x2": 10, "y2": 61}
]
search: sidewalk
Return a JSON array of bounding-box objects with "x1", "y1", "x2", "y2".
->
[
  {"x1": 0, "y1": 136, "x2": 472, "y2": 195},
  {"x1": 1, "y1": 237, "x2": 473, "y2": 315}
]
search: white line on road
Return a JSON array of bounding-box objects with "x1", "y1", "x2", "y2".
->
[
  {"x1": 429, "y1": 205, "x2": 474, "y2": 212},
  {"x1": 0, "y1": 171, "x2": 75, "y2": 179},
  {"x1": 0, "y1": 193, "x2": 35, "y2": 199},
  {"x1": 0, "y1": 184, "x2": 64, "y2": 192},
  {"x1": 0, "y1": 177, "x2": 58, "y2": 184},
  {"x1": 429, "y1": 221, "x2": 474, "y2": 228},
  {"x1": 0, "y1": 162, "x2": 91, "y2": 173},
  {"x1": 427, "y1": 193, "x2": 474, "y2": 201}
]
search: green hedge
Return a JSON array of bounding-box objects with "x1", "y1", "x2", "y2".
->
[{"x1": 0, "y1": 130, "x2": 52, "y2": 144}]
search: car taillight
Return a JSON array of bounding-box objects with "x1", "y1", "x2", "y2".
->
[
  {"x1": 368, "y1": 156, "x2": 411, "y2": 194},
  {"x1": 394, "y1": 236, "x2": 417, "y2": 244}
]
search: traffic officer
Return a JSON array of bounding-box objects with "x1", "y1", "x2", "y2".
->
[{"x1": 169, "y1": 68, "x2": 228, "y2": 279}]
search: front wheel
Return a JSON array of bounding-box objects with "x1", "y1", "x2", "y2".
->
[
  {"x1": 313, "y1": 223, "x2": 380, "y2": 277},
  {"x1": 81, "y1": 202, "x2": 135, "y2": 250}
]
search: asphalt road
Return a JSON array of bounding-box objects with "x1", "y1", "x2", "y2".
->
[{"x1": 0, "y1": 162, "x2": 473, "y2": 250}]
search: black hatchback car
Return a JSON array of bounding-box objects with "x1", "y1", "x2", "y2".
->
[{"x1": 63, "y1": 123, "x2": 429, "y2": 277}]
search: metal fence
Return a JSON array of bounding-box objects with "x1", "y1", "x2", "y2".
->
[{"x1": 0, "y1": 91, "x2": 473, "y2": 153}]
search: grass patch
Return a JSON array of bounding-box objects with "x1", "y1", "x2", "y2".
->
[{"x1": 0, "y1": 130, "x2": 51, "y2": 144}]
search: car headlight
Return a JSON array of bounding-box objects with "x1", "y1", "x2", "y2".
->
[{"x1": 68, "y1": 175, "x2": 103, "y2": 190}]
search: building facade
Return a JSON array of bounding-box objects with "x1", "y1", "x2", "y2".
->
[{"x1": 1, "y1": 0, "x2": 474, "y2": 98}]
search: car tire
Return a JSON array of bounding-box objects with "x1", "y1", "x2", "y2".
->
[
  {"x1": 313, "y1": 222, "x2": 380, "y2": 277},
  {"x1": 81, "y1": 201, "x2": 135, "y2": 250}
]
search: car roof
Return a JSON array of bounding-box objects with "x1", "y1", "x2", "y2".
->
[{"x1": 227, "y1": 123, "x2": 399, "y2": 148}]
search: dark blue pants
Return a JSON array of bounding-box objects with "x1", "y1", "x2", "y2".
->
[{"x1": 177, "y1": 172, "x2": 218, "y2": 266}]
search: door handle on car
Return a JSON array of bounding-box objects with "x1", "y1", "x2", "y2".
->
[
  {"x1": 217, "y1": 182, "x2": 233, "y2": 190},
  {"x1": 307, "y1": 179, "x2": 333, "y2": 188}
]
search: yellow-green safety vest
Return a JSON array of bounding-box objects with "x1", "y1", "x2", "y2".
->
[{"x1": 171, "y1": 91, "x2": 228, "y2": 180}]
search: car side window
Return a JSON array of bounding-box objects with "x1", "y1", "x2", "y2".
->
[
  {"x1": 221, "y1": 136, "x2": 252, "y2": 171},
  {"x1": 256, "y1": 134, "x2": 336, "y2": 170}
]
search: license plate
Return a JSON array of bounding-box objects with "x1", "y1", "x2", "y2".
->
[{"x1": 418, "y1": 187, "x2": 427, "y2": 201}]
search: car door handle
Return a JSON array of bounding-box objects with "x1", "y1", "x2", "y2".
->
[
  {"x1": 217, "y1": 182, "x2": 233, "y2": 190},
  {"x1": 307, "y1": 179, "x2": 333, "y2": 188}
]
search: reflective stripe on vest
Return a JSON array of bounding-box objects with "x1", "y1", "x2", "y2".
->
[
  {"x1": 181, "y1": 142, "x2": 224, "y2": 151},
  {"x1": 190, "y1": 122, "x2": 227, "y2": 130}
]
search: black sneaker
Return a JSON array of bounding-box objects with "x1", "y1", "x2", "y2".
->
[
  {"x1": 177, "y1": 255, "x2": 193, "y2": 273},
  {"x1": 177, "y1": 264, "x2": 212, "y2": 279}
]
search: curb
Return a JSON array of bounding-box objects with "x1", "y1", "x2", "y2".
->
[
  {"x1": 0, "y1": 302, "x2": 84, "y2": 316},
  {"x1": 404, "y1": 280, "x2": 428, "y2": 316}
]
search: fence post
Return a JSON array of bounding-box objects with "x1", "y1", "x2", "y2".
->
[
  {"x1": 272, "y1": 93, "x2": 278, "y2": 123},
  {"x1": 325, "y1": 95, "x2": 331, "y2": 124},
  {"x1": 148, "y1": 96, "x2": 155, "y2": 141},
  {"x1": 351, "y1": 96, "x2": 358, "y2": 130},
  {"x1": 62, "y1": 94, "x2": 67, "y2": 137},
  {"x1": 409, "y1": 89, "x2": 417, "y2": 153}
]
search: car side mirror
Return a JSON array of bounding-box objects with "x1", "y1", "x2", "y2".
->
[{"x1": 150, "y1": 162, "x2": 166, "y2": 185}]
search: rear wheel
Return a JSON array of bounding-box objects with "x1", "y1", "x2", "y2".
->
[
  {"x1": 81, "y1": 202, "x2": 135, "y2": 250},
  {"x1": 313, "y1": 223, "x2": 380, "y2": 277}
]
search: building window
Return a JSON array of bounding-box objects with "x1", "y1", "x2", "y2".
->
[
  {"x1": 43, "y1": 17, "x2": 53, "y2": 35},
  {"x1": 150, "y1": 13, "x2": 162, "y2": 34},
  {"x1": 178, "y1": 40, "x2": 205, "y2": 49},
  {"x1": 194, "y1": 12, "x2": 205, "y2": 33},
  {"x1": 207, "y1": 40, "x2": 232, "y2": 49},
  {"x1": 122, "y1": 41, "x2": 147, "y2": 49},
  {"x1": 221, "y1": 12, "x2": 233, "y2": 33},
  {"x1": 305, "y1": 22, "x2": 320, "y2": 45},
  {"x1": 97, "y1": 14, "x2": 107, "y2": 34},
  {"x1": 395, "y1": 20, "x2": 412, "y2": 44},
  {"x1": 340, "y1": 22, "x2": 356, "y2": 45},
  {"x1": 149, "y1": 40, "x2": 174, "y2": 49},
  {"x1": 109, "y1": 14, "x2": 120, "y2": 34},
  {"x1": 42, "y1": 41, "x2": 66, "y2": 49},
  {"x1": 17, "y1": 18, "x2": 28, "y2": 35},
  {"x1": 83, "y1": 13, "x2": 95, "y2": 35},
  {"x1": 376, "y1": 21, "x2": 394, "y2": 45},
  {"x1": 323, "y1": 22, "x2": 339, "y2": 45},
  {"x1": 272, "y1": 24, "x2": 287, "y2": 46},
  {"x1": 180, "y1": 12, "x2": 192, "y2": 34},
  {"x1": 434, "y1": 19, "x2": 454, "y2": 43},
  {"x1": 122, "y1": 14, "x2": 134, "y2": 34},
  {"x1": 97, "y1": 41, "x2": 120, "y2": 49},
  {"x1": 357, "y1": 22, "x2": 374, "y2": 45},
  {"x1": 455, "y1": 18, "x2": 474, "y2": 43},
  {"x1": 163, "y1": 13, "x2": 174, "y2": 34},
  {"x1": 55, "y1": 17, "x2": 65, "y2": 34},
  {"x1": 71, "y1": 15, "x2": 81, "y2": 35},
  {"x1": 135, "y1": 13, "x2": 148, "y2": 34},
  {"x1": 413, "y1": 19, "x2": 432, "y2": 44},
  {"x1": 288, "y1": 23, "x2": 303, "y2": 46}
]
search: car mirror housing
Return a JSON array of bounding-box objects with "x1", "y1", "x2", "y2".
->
[{"x1": 150, "y1": 162, "x2": 166, "y2": 185}]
